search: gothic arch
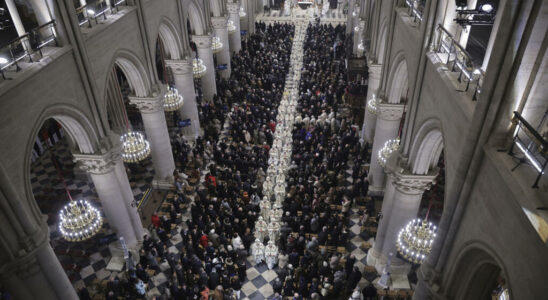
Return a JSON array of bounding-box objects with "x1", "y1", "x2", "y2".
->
[
  {"x1": 186, "y1": 0, "x2": 207, "y2": 35},
  {"x1": 209, "y1": 0, "x2": 223, "y2": 17},
  {"x1": 111, "y1": 51, "x2": 152, "y2": 98},
  {"x1": 376, "y1": 18, "x2": 388, "y2": 63},
  {"x1": 445, "y1": 242, "x2": 511, "y2": 300},
  {"x1": 158, "y1": 18, "x2": 183, "y2": 60},
  {"x1": 386, "y1": 53, "x2": 409, "y2": 104},
  {"x1": 408, "y1": 119, "x2": 444, "y2": 175},
  {"x1": 24, "y1": 105, "x2": 101, "y2": 225}
]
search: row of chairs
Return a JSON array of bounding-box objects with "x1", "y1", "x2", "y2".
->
[{"x1": 377, "y1": 289, "x2": 414, "y2": 299}]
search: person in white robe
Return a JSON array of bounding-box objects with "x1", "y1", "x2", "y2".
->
[
  {"x1": 251, "y1": 239, "x2": 265, "y2": 265},
  {"x1": 264, "y1": 241, "x2": 279, "y2": 270},
  {"x1": 255, "y1": 216, "x2": 268, "y2": 242}
]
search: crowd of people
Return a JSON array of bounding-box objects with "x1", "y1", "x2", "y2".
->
[
  {"x1": 78, "y1": 22, "x2": 299, "y2": 300},
  {"x1": 268, "y1": 22, "x2": 375, "y2": 300},
  {"x1": 75, "y1": 19, "x2": 383, "y2": 300}
]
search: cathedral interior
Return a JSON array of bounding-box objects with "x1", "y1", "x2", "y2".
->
[{"x1": 0, "y1": 0, "x2": 546, "y2": 299}]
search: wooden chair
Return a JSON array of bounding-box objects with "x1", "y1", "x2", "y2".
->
[
  {"x1": 397, "y1": 290, "x2": 409, "y2": 299},
  {"x1": 376, "y1": 289, "x2": 388, "y2": 298},
  {"x1": 386, "y1": 290, "x2": 398, "y2": 298},
  {"x1": 364, "y1": 265, "x2": 377, "y2": 274}
]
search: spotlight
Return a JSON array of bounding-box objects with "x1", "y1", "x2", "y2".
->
[
  {"x1": 87, "y1": 9, "x2": 95, "y2": 15},
  {"x1": 0, "y1": 57, "x2": 8, "y2": 64}
]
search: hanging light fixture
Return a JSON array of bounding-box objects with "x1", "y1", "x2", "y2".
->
[
  {"x1": 50, "y1": 144, "x2": 102, "y2": 242},
  {"x1": 396, "y1": 218, "x2": 437, "y2": 264},
  {"x1": 227, "y1": 20, "x2": 236, "y2": 33},
  {"x1": 110, "y1": 67, "x2": 151, "y2": 163},
  {"x1": 121, "y1": 131, "x2": 151, "y2": 163},
  {"x1": 211, "y1": 36, "x2": 223, "y2": 54},
  {"x1": 163, "y1": 86, "x2": 184, "y2": 112},
  {"x1": 378, "y1": 138, "x2": 400, "y2": 167},
  {"x1": 59, "y1": 199, "x2": 103, "y2": 242},
  {"x1": 239, "y1": 6, "x2": 246, "y2": 18},
  {"x1": 193, "y1": 58, "x2": 207, "y2": 78}
]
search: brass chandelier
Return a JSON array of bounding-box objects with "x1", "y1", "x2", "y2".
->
[
  {"x1": 396, "y1": 218, "x2": 437, "y2": 264},
  {"x1": 163, "y1": 86, "x2": 184, "y2": 112}
]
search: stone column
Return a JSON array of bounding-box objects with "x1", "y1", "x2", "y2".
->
[
  {"x1": 368, "y1": 102, "x2": 404, "y2": 194},
  {"x1": 193, "y1": 35, "x2": 217, "y2": 102},
  {"x1": 353, "y1": 19, "x2": 365, "y2": 56},
  {"x1": 74, "y1": 150, "x2": 138, "y2": 247},
  {"x1": 361, "y1": 63, "x2": 382, "y2": 144},
  {"x1": 0, "y1": 242, "x2": 79, "y2": 299},
  {"x1": 165, "y1": 59, "x2": 201, "y2": 137},
  {"x1": 28, "y1": 0, "x2": 52, "y2": 25},
  {"x1": 114, "y1": 159, "x2": 144, "y2": 241},
  {"x1": 212, "y1": 16, "x2": 232, "y2": 79},
  {"x1": 346, "y1": 0, "x2": 355, "y2": 35},
  {"x1": 129, "y1": 92, "x2": 176, "y2": 187},
  {"x1": 228, "y1": 2, "x2": 242, "y2": 55},
  {"x1": 370, "y1": 171, "x2": 436, "y2": 274},
  {"x1": 5, "y1": 0, "x2": 27, "y2": 37},
  {"x1": 366, "y1": 172, "x2": 396, "y2": 266}
]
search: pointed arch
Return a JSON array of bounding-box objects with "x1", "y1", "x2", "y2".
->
[
  {"x1": 187, "y1": 0, "x2": 207, "y2": 35},
  {"x1": 376, "y1": 18, "x2": 388, "y2": 63},
  {"x1": 409, "y1": 118, "x2": 444, "y2": 175},
  {"x1": 446, "y1": 242, "x2": 512, "y2": 300},
  {"x1": 385, "y1": 52, "x2": 409, "y2": 104},
  {"x1": 158, "y1": 18, "x2": 183, "y2": 60},
  {"x1": 112, "y1": 51, "x2": 151, "y2": 98},
  {"x1": 24, "y1": 105, "x2": 101, "y2": 221}
]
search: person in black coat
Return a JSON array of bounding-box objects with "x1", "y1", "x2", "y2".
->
[
  {"x1": 347, "y1": 267, "x2": 362, "y2": 294},
  {"x1": 345, "y1": 254, "x2": 356, "y2": 278},
  {"x1": 209, "y1": 267, "x2": 220, "y2": 289}
]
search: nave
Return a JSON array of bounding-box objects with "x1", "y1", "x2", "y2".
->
[{"x1": 70, "y1": 16, "x2": 384, "y2": 300}]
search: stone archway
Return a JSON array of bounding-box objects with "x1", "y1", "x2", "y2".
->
[
  {"x1": 445, "y1": 244, "x2": 510, "y2": 300},
  {"x1": 158, "y1": 19, "x2": 184, "y2": 60},
  {"x1": 386, "y1": 57, "x2": 409, "y2": 104}
]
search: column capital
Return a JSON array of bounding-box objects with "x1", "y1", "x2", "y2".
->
[
  {"x1": 128, "y1": 90, "x2": 166, "y2": 113},
  {"x1": 211, "y1": 16, "x2": 228, "y2": 29},
  {"x1": 389, "y1": 171, "x2": 437, "y2": 195},
  {"x1": 165, "y1": 59, "x2": 193, "y2": 75},
  {"x1": 377, "y1": 102, "x2": 404, "y2": 121},
  {"x1": 368, "y1": 62, "x2": 382, "y2": 77},
  {"x1": 227, "y1": 2, "x2": 240, "y2": 14},
  {"x1": 192, "y1": 35, "x2": 212, "y2": 48},
  {"x1": 73, "y1": 147, "x2": 121, "y2": 175}
]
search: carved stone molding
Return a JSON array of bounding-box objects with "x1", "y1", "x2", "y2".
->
[
  {"x1": 389, "y1": 171, "x2": 437, "y2": 195},
  {"x1": 192, "y1": 35, "x2": 212, "y2": 49},
  {"x1": 368, "y1": 63, "x2": 382, "y2": 80},
  {"x1": 227, "y1": 2, "x2": 240, "y2": 14},
  {"x1": 211, "y1": 16, "x2": 228, "y2": 29},
  {"x1": 128, "y1": 94, "x2": 165, "y2": 114},
  {"x1": 377, "y1": 102, "x2": 404, "y2": 121},
  {"x1": 164, "y1": 59, "x2": 192, "y2": 76},
  {"x1": 73, "y1": 146, "x2": 121, "y2": 175}
]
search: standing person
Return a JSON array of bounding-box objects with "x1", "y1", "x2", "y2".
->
[{"x1": 231, "y1": 276, "x2": 242, "y2": 299}]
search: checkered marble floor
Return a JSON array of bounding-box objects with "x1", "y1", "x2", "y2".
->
[{"x1": 30, "y1": 138, "x2": 155, "y2": 290}]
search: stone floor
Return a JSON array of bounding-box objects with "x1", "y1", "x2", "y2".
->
[
  {"x1": 34, "y1": 6, "x2": 365, "y2": 298},
  {"x1": 30, "y1": 136, "x2": 154, "y2": 288}
]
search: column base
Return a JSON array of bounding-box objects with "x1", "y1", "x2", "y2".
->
[
  {"x1": 368, "y1": 185, "x2": 385, "y2": 196},
  {"x1": 366, "y1": 246, "x2": 382, "y2": 268},
  {"x1": 152, "y1": 178, "x2": 175, "y2": 190}
]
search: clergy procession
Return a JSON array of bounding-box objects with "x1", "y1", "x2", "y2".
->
[{"x1": 81, "y1": 15, "x2": 376, "y2": 300}]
